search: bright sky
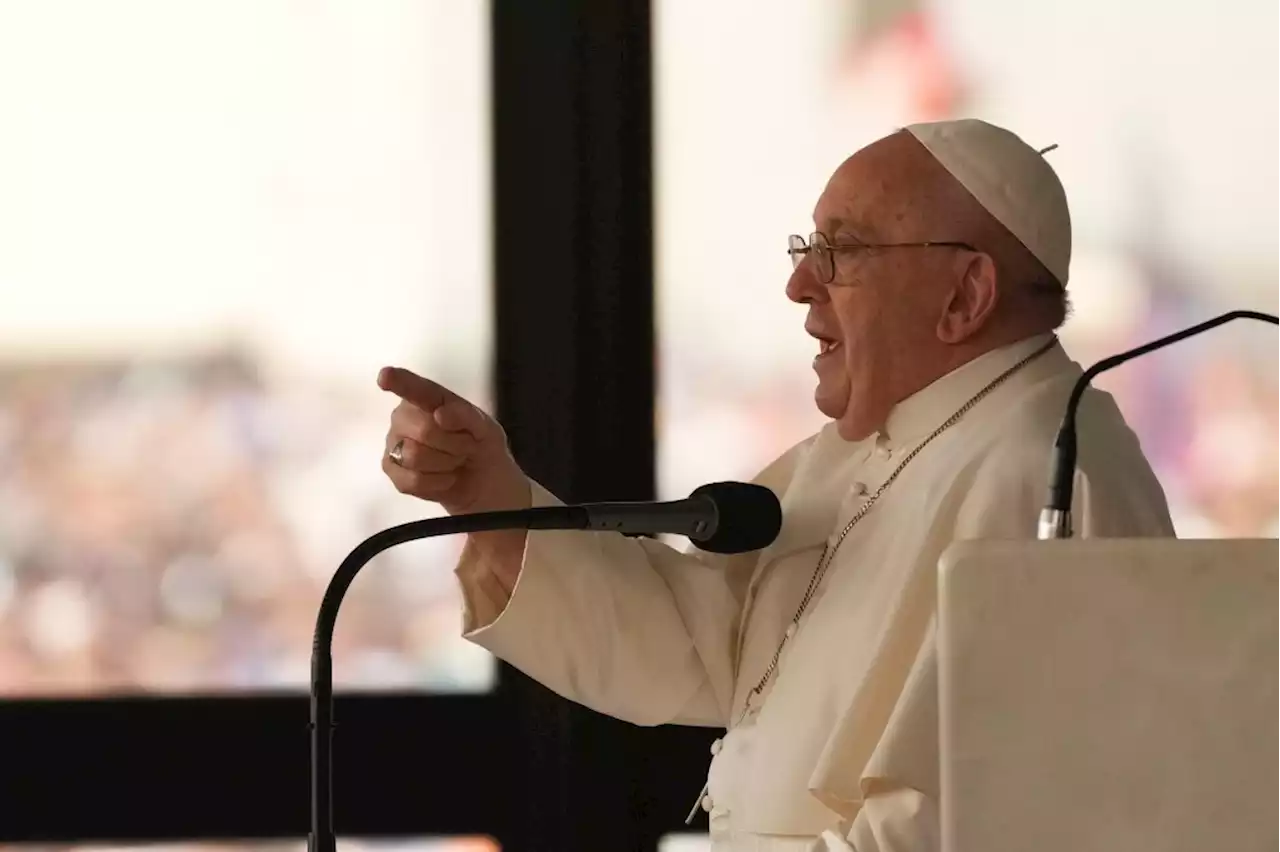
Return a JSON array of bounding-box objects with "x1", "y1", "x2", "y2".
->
[{"x1": 0, "y1": 1, "x2": 490, "y2": 386}]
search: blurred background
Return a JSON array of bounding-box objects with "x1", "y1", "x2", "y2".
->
[
  {"x1": 0, "y1": 0, "x2": 495, "y2": 696},
  {"x1": 2, "y1": 0, "x2": 1274, "y2": 702},
  {"x1": 655, "y1": 0, "x2": 1279, "y2": 536},
  {"x1": 0, "y1": 0, "x2": 1274, "y2": 850}
]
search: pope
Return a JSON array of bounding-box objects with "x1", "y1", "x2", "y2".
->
[{"x1": 377, "y1": 119, "x2": 1175, "y2": 851}]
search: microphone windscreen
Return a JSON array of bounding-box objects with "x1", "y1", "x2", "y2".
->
[{"x1": 690, "y1": 481, "x2": 782, "y2": 554}]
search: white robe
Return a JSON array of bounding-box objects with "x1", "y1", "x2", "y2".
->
[{"x1": 455, "y1": 334, "x2": 1176, "y2": 850}]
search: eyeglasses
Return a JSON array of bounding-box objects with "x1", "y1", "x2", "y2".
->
[{"x1": 787, "y1": 232, "x2": 976, "y2": 284}]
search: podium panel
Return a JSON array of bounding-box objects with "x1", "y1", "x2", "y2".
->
[{"x1": 938, "y1": 539, "x2": 1278, "y2": 852}]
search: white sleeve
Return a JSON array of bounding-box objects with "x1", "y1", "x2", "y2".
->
[{"x1": 456, "y1": 479, "x2": 748, "y2": 727}]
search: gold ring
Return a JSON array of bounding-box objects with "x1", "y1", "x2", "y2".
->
[{"x1": 388, "y1": 439, "x2": 405, "y2": 466}]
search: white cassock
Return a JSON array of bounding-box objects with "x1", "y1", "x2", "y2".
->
[{"x1": 455, "y1": 333, "x2": 1175, "y2": 851}]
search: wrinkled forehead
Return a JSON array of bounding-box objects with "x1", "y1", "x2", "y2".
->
[{"x1": 811, "y1": 132, "x2": 945, "y2": 238}]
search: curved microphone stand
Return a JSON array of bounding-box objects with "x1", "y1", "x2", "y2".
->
[
  {"x1": 1039, "y1": 309, "x2": 1278, "y2": 539},
  {"x1": 307, "y1": 507, "x2": 579, "y2": 852}
]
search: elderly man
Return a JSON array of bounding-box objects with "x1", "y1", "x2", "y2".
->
[{"x1": 377, "y1": 119, "x2": 1174, "y2": 850}]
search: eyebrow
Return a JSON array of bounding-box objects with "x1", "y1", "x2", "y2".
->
[{"x1": 819, "y1": 217, "x2": 873, "y2": 242}]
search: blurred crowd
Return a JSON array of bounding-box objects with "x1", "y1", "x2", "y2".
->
[
  {"x1": 0, "y1": 353, "x2": 494, "y2": 695},
  {"x1": 2, "y1": 268, "x2": 1273, "y2": 697}
]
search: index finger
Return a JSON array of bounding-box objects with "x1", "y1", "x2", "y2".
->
[{"x1": 377, "y1": 367, "x2": 458, "y2": 411}]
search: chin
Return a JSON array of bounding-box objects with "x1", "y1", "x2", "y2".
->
[
  {"x1": 814, "y1": 385, "x2": 848, "y2": 422},
  {"x1": 818, "y1": 381, "x2": 878, "y2": 442}
]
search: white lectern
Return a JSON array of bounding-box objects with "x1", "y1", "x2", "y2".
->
[{"x1": 937, "y1": 538, "x2": 1278, "y2": 852}]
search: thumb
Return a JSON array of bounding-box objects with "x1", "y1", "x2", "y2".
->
[{"x1": 377, "y1": 366, "x2": 457, "y2": 411}]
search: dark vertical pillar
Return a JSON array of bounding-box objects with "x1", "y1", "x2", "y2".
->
[
  {"x1": 491, "y1": 0, "x2": 654, "y2": 506},
  {"x1": 490, "y1": 1, "x2": 659, "y2": 850},
  {"x1": 492, "y1": 2, "x2": 725, "y2": 848}
]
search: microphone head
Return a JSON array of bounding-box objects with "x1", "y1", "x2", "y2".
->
[{"x1": 689, "y1": 481, "x2": 782, "y2": 554}]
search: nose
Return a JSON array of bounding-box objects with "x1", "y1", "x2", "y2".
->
[{"x1": 786, "y1": 260, "x2": 827, "y2": 305}]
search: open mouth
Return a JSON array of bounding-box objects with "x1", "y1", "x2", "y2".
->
[{"x1": 817, "y1": 336, "x2": 842, "y2": 356}]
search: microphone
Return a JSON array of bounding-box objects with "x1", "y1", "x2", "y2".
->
[
  {"x1": 309, "y1": 481, "x2": 781, "y2": 852},
  {"x1": 1038, "y1": 309, "x2": 1278, "y2": 540}
]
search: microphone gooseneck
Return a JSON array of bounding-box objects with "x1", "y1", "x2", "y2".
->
[
  {"x1": 309, "y1": 483, "x2": 782, "y2": 852},
  {"x1": 309, "y1": 506, "x2": 579, "y2": 852},
  {"x1": 1038, "y1": 309, "x2": 1278, "y2": 540}
]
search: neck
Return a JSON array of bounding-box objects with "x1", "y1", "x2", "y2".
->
[
  {"x1": 836, "y1": 329, "x2": 1055, "y2": 442},
  {"x1": 946, "y1": 319, "x2": 1055, "y2": 366}
]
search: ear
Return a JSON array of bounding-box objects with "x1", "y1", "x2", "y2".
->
[{"x1": 937, "y1": 253, "x2": 999, "y2": 343}]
